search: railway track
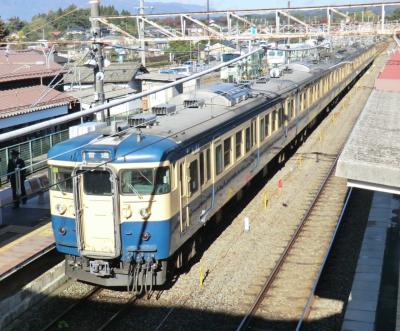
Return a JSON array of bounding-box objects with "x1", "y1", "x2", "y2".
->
[
  {"x1": 38, "y1": 286, "x2": 139, "y2": 331},
  {"x1": 236, "y1": 152, "x2": 350, "y2": 330}
]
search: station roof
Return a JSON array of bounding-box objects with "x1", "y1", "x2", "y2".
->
[
  {"x1": 134, "y1": 72, "x2": 186, "y2": 82},
  {"x1": 0, "y1": 49, "x2": 65, "y2": 83},
  {"x1": 336, "y1": 49, "x2": 400, "y2": 194},
  {"x1": 0, "y1": 85, "x2": 76, "y2": 119},
  {"x1": 66, "y1": 84, "x2": 137, "y2": 105},
  {"x1": 63, "y1": 63, "x2": 148, "y2": 85}
]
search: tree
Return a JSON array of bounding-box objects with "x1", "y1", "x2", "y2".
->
[
  {"x1": 390, "y1": 8, "x2": 400, "y2": 21},
  {"x1": 0, "y1": 19, "x2": 9, "y2": 41},
  {"x1": 6, "y1": 17, "x2": 27, "y2": 33},
  {"x1": 167, "y1": 41, "x2": 193, "y2": 62}
]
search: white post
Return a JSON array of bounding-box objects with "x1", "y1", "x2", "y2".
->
[
  {"x1": 327, "y1": 8, "x2": 331, "y2": 34},
  {"x1": 275, "y1": 10, "x2": 280, "y2": 34},
  {"x1": 139, "y1": 0, "x2": 146, "y2": 66},
  {"x1": 381, "y1": 4, "x2": 385, "y2": 33}
]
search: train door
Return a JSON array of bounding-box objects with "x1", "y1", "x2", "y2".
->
[
  {"x1": 199, "y1": 147, "x2": 211, "y2": 221},
  {"x1": 185, "y1": 153, "x2": 201, "y2": 227},
  {"x1": 178, "y1": 161, "x2": 188, "y2": 233},
  {"x1": 74, "y1": 168, "x2": 120, "y2": 258}
]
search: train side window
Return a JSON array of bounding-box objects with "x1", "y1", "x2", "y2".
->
[
  {"x1": 260, "y1": 117, "x2": 265, "y2": 141},
  {"x1": 235, "y1": 131, "x2": 242, "y2": 159},
  {"x1": 265, "y1": 114, "x2": 269, "y2": 137},
  {"x1": 189, "y1": 160, "x2": 199, "y2": 194},
  {"x1": 224, "y1": 137, "x2": 232, "y2": 168},
  {"x1": 215, "y1": 145, "x2": 223, "y2": 175},
  {"x1": 278, "y1": 107, "x2": 284, "y2": 128},
  {"x1": 288, "y1": 99, "x2": 294, "y2": 119},
  {"x1": 272, "y1": 111, "x2": 277, "y2": 132},
  {"x1": 251, "y1": 120, "x2": 256, "y2": 147},
  {"x1": 200, "y1": 152, "x2": 205, "y2": 186},
  {"x1": 245, "y1": 127, "x2": 251, "y2": 152},
  {"x1": 206, "y1": 149, "x2": 211, "y2": 181},
  {"x1": 179, "y1": 163, "x2": 184, "y2": 194}
]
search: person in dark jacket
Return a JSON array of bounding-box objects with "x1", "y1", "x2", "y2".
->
[{"x1": 7, "y1": 150, "x2": 26, "y2": 208}]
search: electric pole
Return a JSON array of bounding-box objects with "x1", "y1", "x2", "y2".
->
[
  {"x1": 90, "y1": 0, "x2": 106, "y2": 122},
  {"x1": 139, "y1": 0, "x2": 146, "y2": 66}
]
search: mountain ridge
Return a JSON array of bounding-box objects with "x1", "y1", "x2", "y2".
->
[{"x1": 0, "y1": 0, "x2": 206, "y2": 20}]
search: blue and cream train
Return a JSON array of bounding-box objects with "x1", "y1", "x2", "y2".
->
[{"x1": 48, "y1": 42, "x2": 381, "y2": 288}]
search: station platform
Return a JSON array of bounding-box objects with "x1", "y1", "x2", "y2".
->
[
  {"x1": 341, "y1": 191, "x2": 399, "y2": 331},
  {"x1": 336, "y1": 47, "x2": 400, "y2": 194},
  {"x1": 0, "y1": 192, "x2": 53, "y2": 281}
]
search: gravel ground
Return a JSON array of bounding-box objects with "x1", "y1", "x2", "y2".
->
[
  {"x1": 10, "y1": 49, "x2": 388, "y2": 331},
  {"x1": 304, "y1": 188, "x2": 374, "y2": 331}
]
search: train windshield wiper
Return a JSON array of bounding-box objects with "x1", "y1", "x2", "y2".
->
[
  {"x1": 138, "y1": 170, "x2": 153, "y2": 185},
  {"x1": 128, "y1": 183, "x2": 143, "y2": 199}
]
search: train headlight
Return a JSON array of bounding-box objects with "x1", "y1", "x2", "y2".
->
[
  {"x1": 55, "y1": 203, "x2": 67, "y2": 215},
  {"x1": 140, "y1": 208, "x2": 151, "y2": 219},
  {"x1": 58, "y1": 227, "x2": 67, "y2": 236},
  {"x1": 142, "y1": 231, "x2": 151, "y2": 241},
  {"x1": 122, "y1": 205, "x2": 132, "y2": 219}
]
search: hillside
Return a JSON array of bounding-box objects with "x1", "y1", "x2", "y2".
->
[{"x1": 0, "y1": 0, "x2": 206, "y2": 20}]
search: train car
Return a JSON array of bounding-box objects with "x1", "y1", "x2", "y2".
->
[{"x1": 47, "y1": 42, "x2": 381, "y2": 291}]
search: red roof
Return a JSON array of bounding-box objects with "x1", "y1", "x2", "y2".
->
[
  {"x1": 0, "y1": 85, "x2": 76, "y2": 119},
  {"x1": 0, "y1": 49, "x2": 66, "y2": 84}
]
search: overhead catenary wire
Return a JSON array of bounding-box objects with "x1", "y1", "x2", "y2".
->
[
  {"x1": 0, "y1": 47, "x2": 264, "y2": 143},
  {"x1": 2, "y1": 88, "x2": 256, "y2": 209}
]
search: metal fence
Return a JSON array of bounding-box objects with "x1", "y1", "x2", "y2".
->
[{"x1": 0, "y1": 129, "x2": 69, "y2": 184}]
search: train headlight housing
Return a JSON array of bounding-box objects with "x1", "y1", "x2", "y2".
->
[
  {"x1": 140, "y1": 208, "x2": 151, "y2": 219},
  {"x1": 55, "y1": 203, "x2": 67, "y2": 215},
  {"x1": 142, "y1": 231, "x2": 151, "y2": 241},
  {"x1": 122, "y1": 205, "x2": 132, "y2": 219}
]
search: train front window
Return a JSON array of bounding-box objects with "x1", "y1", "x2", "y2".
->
[
  {"x1": 121, "y1": 167, "x2": 170, "y2": 195},
  {"x1": 83, "y1": 170, "x2": 112, "y2": 196},
  {"x1": 50, "y1": 167, "x2": 73, "y2": 193}
]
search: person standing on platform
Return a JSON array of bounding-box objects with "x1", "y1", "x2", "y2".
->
[{"x1": 7, "y1": 150, "x2": 27, "y2": 208}]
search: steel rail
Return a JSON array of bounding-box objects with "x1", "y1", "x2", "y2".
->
[
  {"x1": 95, "y1": 295, "x2": 138, "y2": 331},
  {"x1": 0, "y1": 48, "x2": 262, "y2": 143},
  {"x1": 235, "y1": 151, "x2": 341, "y2": 331},
  {"x1": 295, "y1": 187, "x2": 354, "y2": 331},
  {"x1": 39, "y1": 286, "x2": 101, "y2": 331}
]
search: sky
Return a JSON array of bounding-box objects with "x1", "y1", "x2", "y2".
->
[{"x1": 0, "y1": 0, "x2": 397, "y2": 20}]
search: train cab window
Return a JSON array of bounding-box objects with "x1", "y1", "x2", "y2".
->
[
  {"x1": 245, "y1": 127, "x2": 251, "y2": 153},
  {"x1": 264, "y1": 114, "x2": 270, "y2": 137},
  {"x1": 206, "y1": 149, "x2": 211, "y2": 181},
  {"x1": 50, "y1": 167, "x2": 73, "y2": 193},
  {"x1": 224, "y1": 137, "x2": 232, "y2": 168},
  {"x1": 121, "y1": 167, "x2": 171, "y2": 195},
  {"x1": 235, "y1": 131, "x2": 242, "y2": 159},
  {"x1": 200, "y1": 152, "x2": 205, "y2": 186},
  {"x1": 83, "y1": 170, "x2": 112, "y2": 196},
  {"x1": 189, "y1": 160, "x2": 199, "y2": 194},
  {"x1": 260, "y1": 117, "x2": 265, "y2": 141},
  {"x1": 215, "y1": 144, "x2": 223, "y2": 175}
]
